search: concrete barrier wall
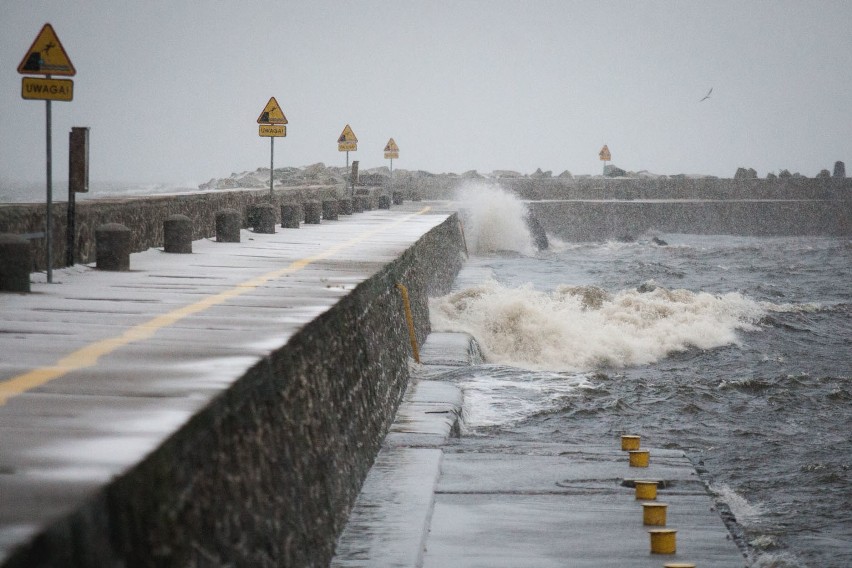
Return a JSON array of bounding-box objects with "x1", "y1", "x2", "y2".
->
[
  {"x1": 528, "y1": 199, "x2": 852, "y2": 241},
  {"x1": 0, "y1": 185, "x2": 344, "y2": 272},
  {"x1": 2, "y1": 178, "x2": 849, "y2": 272},
  {"x1": 1, "y1": 214, "x2": 465, "y2": 568},
  {"x1": 389, "y1": 176, "x2": 850, "y2": 239}
]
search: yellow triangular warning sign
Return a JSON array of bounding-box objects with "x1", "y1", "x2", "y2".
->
[
  {"x1": 599, "y1": 144, "x2": 611, "y2": 161},
  {"x1": 338, "y1": 124, "x2": 358, "y2": 143},
  {"x1": 18, "y1": 23, "x2": 76, "y2": 76},
  {"x1": 384, "y1": 138, "x2": 399, "y2": 152},
  {"x1": 257, "y1": 97, "x2": 288, "y2": 125}
]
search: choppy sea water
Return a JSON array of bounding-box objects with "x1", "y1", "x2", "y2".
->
[{"x1": 430, "y1": 185, "x2": 851, "y2": 567}]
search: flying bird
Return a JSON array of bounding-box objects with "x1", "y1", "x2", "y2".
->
[{"x1": 699, "y1": 87, "x2": 713, "y2": 102}]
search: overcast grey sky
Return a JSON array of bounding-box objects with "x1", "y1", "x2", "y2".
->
[{"x1": 2, "y1": 1, "x2": 851, "y2": 187}]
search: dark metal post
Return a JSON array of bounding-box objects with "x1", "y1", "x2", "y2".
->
[
  {"x1": 66, "y1": 178, "x2": 75, "y2": 266},
  {"x1": 270, "y1": 137, "x2": 274, "y2": 200},
  {"x1": 45, "y1": 96, "x2": 53, "y2": 282}
]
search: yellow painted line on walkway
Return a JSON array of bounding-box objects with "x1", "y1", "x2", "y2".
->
[{"x1": 0, "y1": 207, "x2": 433, "y2": 406}]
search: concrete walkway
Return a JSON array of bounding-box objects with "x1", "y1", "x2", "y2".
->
[
  {"x1": 332, "y1": 332, "x2": 749, "y2": 568},
  {"x1": 0, "y1": 204, "x2": 450, "y2": 565}
]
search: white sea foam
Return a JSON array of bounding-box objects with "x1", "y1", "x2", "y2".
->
[
  {"x1": 710, "y1": 482, "x2": 765, "y2": 525},
  {"x1": 457, "y1": 367, "x2": 595, "y2": 428},
  {"x1": 455, "y1": 182, "x2": 535, "y2": 255},
  {"x1": 430, "y1": 280, "x2": 765, "y2": 371}
]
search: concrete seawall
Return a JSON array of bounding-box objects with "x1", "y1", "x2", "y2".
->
[
  {"x1": 0, "y1": 185, "x2": 343, "y2": 272},
  {"x1": 0, "y1": 209, "x2": 465, "y2": 567},
  {"x1": 394, "y1": 176, "x2": 851, "y2": 239},
  {"x1": 2, "y1": 177, "x2": 849, "y2": 274},
  {"x1": 527, "y1": 198, "x2": 851, "y2": 241}
]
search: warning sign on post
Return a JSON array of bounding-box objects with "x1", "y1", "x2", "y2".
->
[
  {"x1": 18, "y1": 23, "x2": 76, "y2": 76},
  {"x1": 338, "y1": 124, "x2": 358, "y2": 151},
  {"x1": 384, "y1": 137, "x2": 399, "y2": 159},
  {"x1": 599, "y1": 145, "x2": 611, "y2": 161}
]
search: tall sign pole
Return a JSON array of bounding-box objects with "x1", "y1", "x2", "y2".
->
[
  {"x1": 18, "y1": 23, "x2": 76, "y2": 284},
  {"x1": 257, "y1": 97, "x2": 288, "y2": 200},
  {"x1": 338, "y1": 125, "x2": 358, "y2": 195},
  {"x1": 384, "y1": 138, "x2": 399, "y2": 191}
]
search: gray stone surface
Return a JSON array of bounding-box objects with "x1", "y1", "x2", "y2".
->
[{"x1": 0, "y1": 206, "x2": 465, "y2": 568}]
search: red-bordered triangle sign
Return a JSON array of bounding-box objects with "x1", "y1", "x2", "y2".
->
[
  {"x1": 257, "y1": 97, "x2": 288, "y2": 125},
  {"x1": 18, "y1": 23, "x2": 76, "y2": 76}
]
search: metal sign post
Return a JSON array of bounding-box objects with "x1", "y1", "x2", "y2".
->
[
  {"x1": 256, "y1": 97, "x2": 288, "y2": 201},
  {"x1": 18, "y1": 23, "x2": 76, "y2": 283},
  {"x1": 338, "y1": 125, "x2": 358, "y2": 195},
  {"x1": 45, "y1": 96, "x2": 53, "y2": 282},
  {"x1": 67, "y1": 126, "x2": 90, "y2": 266},
  {"x1": 384, "y1": 138, "x2": 399, "y2": 194}
]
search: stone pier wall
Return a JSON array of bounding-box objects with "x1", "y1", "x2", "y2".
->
[
  {"x1": 0, "y1": 185, "x2": 344, "y2": 272},
  {"x1": 390, "y1": 176, "x2": 851, "y2": 239},
  {"x1": 2, "y1": 178, "x2": 849, "y2": 273},
  {"x1": 1, "y1": 214, "x2": 466, "y2": 568}
]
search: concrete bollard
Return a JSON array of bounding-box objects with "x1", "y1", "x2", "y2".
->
[
  {"x1": 392, "y1": 191, "x2": 403, "y2": 205},
  {"x1": 215, "y1": 209, "x2": 241, "y2": 242},
  {"x1": 253, "y1": 203, "x2": 276, "y2": 233},
  {"x1": 634, "y1": 480, "x2": 658, "y2": 500},
  {"x1": 338, "y1": 197, "x2": 353, "y2": 215},
  {"x1": 642, "y1": 502, "x2": 667, "y2": 526},
  {"x1": 96, "y1": 223, "x2": 131, "y2": 271},
  {"x1": 629, "y1": 450, "x2": 650, "y2": 467},
  {"x1": 322, "y1": 199, "x2": 339, "y2": 221},
  {"x1": 378, "y1": 194, "x2": 392, "y2": 209},
  {"x1": 649, "y1": 529, "x2": 677, "y2": 554},
  {"x1": 0, "y1": 233, "x2": 32, "y2": 292},
  {"x1": 281, "y1": 203, "x2": 302, "y2": 229},
  {"x1": 353, "y1": 195, "x2": 365, "y2": 213},
  {"x1": 304, "y1": 200, "x2": 322, "y2": 224},
  {"x1": 163, "y1": 214, "x2": 192, "y2": 253}
]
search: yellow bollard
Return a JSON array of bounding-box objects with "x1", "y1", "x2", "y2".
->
[
  {"x1": 664, "y1": 564, "x2": 696, "y2": 568},
  {"x1": 629, "y1": 449, "x2": 650, "y2": 467},
  {"x1": 621, "y1": 435, "x2": 641, "y2": 451},
  {"x1": 395, "y1": 283, "x2": 420, "y2": 363},
  {"x1": 642, "y1": 502, "x2": 667, "y2": 526},
  {"x1": 649, "y1": 529, "x2": 677, "y2": 554},
  {"x1": 635, "y1": 480, "x2": 658, "y2": 500}
]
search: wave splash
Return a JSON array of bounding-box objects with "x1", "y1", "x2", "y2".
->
[
  {"x1": 455, "y1": 182, "x2": 535, "y2": 255},
  {"x1": 430, "y1": 280, "x2": 766, "y2": 371}
]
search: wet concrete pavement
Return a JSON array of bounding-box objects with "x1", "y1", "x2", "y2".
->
[
  {"x1": 0, "y1": 204, "x2": 451, "y2": 565},
  {"x1": 332, "y1": 332, "x2": 748, "y2": 568}
]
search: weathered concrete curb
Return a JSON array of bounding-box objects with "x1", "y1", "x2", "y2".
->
[{"x1": 331, "y1": 333, "x2": 478, "y2": 567}]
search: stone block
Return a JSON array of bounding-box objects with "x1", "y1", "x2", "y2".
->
[
  {"x1": 0, "y1": 233, "x2": 32, "y2": 292},
  {"x1": 163, "y1": 214, "x2": 192, "y2": 253},
  {"x1": 96, "y1": 223, "x2": 131, "y2": 271}
]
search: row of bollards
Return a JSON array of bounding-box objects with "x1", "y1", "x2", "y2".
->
[
  {"x1": 621, "y1": 434, "x2": 696, "y2": 568},
  {"x1": 0, "y1": 192, "x2": 404, "y2": 291}
]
